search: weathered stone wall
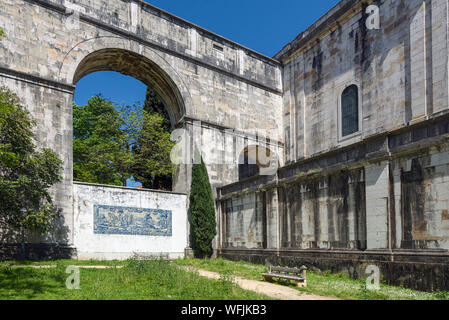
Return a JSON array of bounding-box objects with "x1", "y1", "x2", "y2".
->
[
  {"x1": 223, "y1": 193, "x2": 266, "y2": 249},
  {"x1": 219, "y1": 0, "x2": 449, "y2": 291},
  {"x1": 278, "y1": 0, "x2": 449, "y2": 163},
  {"x1": 391, "y1": 146, "x2": 449, "y2": 250},
  {"x1": 73, "y1": 182, "x2": 187, "y2": 260},
  {"x1": 218, "y1": 112, "x2": 449, "y2": 291},
  {"x1": 278, "y1": 168, "x2": 366, "y2": 250}
]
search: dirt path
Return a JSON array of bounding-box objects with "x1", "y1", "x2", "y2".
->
[{"x1": 186, "y1": 267, "x2": 338, "y2": 301}]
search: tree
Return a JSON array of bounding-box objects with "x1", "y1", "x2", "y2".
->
[
  {"x1": 132, "y1": 88, "x2": 174, "y2": 190},
  {"x1": 73, "y1": 95, "x2": 133, "y2": 186},
  {"x1": 0, "y1": 87, "x2": 63, "y2": 234},
  {"x1": 132, "y1": 112, "x2": 174, "y2": 190},
  {"x1": 189, "y1": 156, "x2": 217, "y2": 258},
  {"x1": 143, "y1": 88, "x2": 170, "y2": 129},
  {"x1": 0, "y1": 28, "x2": 4, "y2": 40}
]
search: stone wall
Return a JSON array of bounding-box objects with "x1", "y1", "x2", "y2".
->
[
  {"x1": 218, "y1": 113, "x2": 449, "y2": 291},
  {"x1": 73, "y1": 182, "x2": 187, "y2": 260},
  {"x1": 218, "y1": 0, "x2": 449, "y2": 291},
  {"x1": 278, "y1": 0, "x2": 449, "y2": 163}
]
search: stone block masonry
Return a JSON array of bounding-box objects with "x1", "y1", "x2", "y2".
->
[{"x1": 219, "y1": 0, "x2": 449, "y2": 292}]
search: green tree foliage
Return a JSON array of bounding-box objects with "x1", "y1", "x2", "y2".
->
[
  {"x1": 189, "y1": 156, "x2": 217, "y2": 258},
  {"x1": 143, "y1": 88, "x2": 170, "y2": 128},
  {"x1": 0, "y1": 87, "x2": 63, "y2": 234},
  {"x1": 73, "y1": 88, "x2": 174, "y2": 190},
  {"x1": 132, "y1": 88, "x2": 174, "y2": 190},
  {"x1": 73, "y1": 96, "x2": 133, "y2": 186},
  {"x1": 0, "y1": 28, "x2": 4, "y2": 40},
  {"x1": 132, "y1": 112, "x2": 174, "y2": 190}
]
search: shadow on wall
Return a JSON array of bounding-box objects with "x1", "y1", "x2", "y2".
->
[{"x1": 0, "y1": 208, "x2": 74, "y2": 261}]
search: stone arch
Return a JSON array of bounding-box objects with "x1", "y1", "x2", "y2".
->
[{"x1": 58, "y1": 36, "x2": 193, "y2": 126}]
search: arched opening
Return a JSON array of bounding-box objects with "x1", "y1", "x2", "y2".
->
[
  {"x1": 341, "y1": 85, "x2": 359, "y2": 137},
  {"x1": 238, "y1": 145, "x2": 277, "y2": 181},
  {"x1": 72, "y1": 48, "x2": 186, "y2": 190},
  {"x1": 73, "y1": 48, "x2": 186, "y2": 127}
]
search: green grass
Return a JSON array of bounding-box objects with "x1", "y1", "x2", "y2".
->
[
  {"x1": 3, "y1": 257, "x2": 449, "y2": 300},
  {"x1": 0, "y1": 258, "x2": 271, "y2": 300},
  {"x1": 172, "y1": 258, "x2": 449, "y2": 300}
]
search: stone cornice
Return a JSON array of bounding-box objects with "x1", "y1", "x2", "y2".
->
[
  {"x1": 0, "y1": 66, "x2": 76, "y2": 94},
  {"x1": 178, "y1": 115, "x2": 285, "y2": 148},
  {"x1": 274, "y1": 0, "x2": 363, "y2": 62}
]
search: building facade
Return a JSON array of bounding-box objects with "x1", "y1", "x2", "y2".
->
[{"x1": 218, "y1": 0, "x2": 449, "y2": 291}]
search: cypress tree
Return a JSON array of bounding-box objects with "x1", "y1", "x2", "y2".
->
[{"x1": 189, "y1": 157, "x2": 217, "y2": 258}]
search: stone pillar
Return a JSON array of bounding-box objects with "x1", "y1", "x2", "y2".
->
[
  {"x1": 0, "y1": 72, "x2": 75, "y2": 251},
  {"x1": 266, "y1": 189, "x2": 279, "y2": 249},
  {"x1": 365, "y1": 161, "x2": 390, "y2": 249},
  {"x1": 431, "y1": 0, "x2": 449, "y2": 115}
]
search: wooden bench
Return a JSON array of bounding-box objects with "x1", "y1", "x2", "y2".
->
[{"x1": 262, "y1": 266, "x2": 307, "y2": 287}]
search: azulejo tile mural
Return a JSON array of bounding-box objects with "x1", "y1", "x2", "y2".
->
[{"x1": 93, "y1": 205, "x2": 172, "y2": 236}]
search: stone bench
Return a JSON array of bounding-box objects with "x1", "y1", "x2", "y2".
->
[{"x1": 262, "y1": 266, "x2": 307, "y2": 288}]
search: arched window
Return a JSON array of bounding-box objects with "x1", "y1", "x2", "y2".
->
[{"x1": 341, "y1": 85, "x2": 359, "y2": 137}]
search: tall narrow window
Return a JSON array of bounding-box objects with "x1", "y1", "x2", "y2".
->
[{"x1": 341, "y1": 85, "x2": 359, "y2": 137}]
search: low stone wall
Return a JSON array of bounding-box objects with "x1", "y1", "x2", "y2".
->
[
  {"x1": 219, "y1": 248, "x2": 449, "y2": 292},
  {"x1": 73, "y1": 182, "x2": 188, "y2": 260}
]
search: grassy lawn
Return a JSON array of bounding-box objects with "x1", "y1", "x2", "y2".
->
[
  {"x1": 3, "y1": 257, "x2": 449, "y2": 300},
  {"x1": 173, "y1": 258, "x2": 449, "y2": 300},
  {"x1": 0, "y1": 258, "x2": 270, "y2": 300}
]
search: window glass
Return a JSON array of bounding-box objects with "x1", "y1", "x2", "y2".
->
[{"x1": 341, "y1": 85, "x2": 359, "y2": 137}]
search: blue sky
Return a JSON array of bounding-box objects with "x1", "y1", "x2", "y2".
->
[{"x1": 73, "y1": 0, "x2": 340, "y2": 106}]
